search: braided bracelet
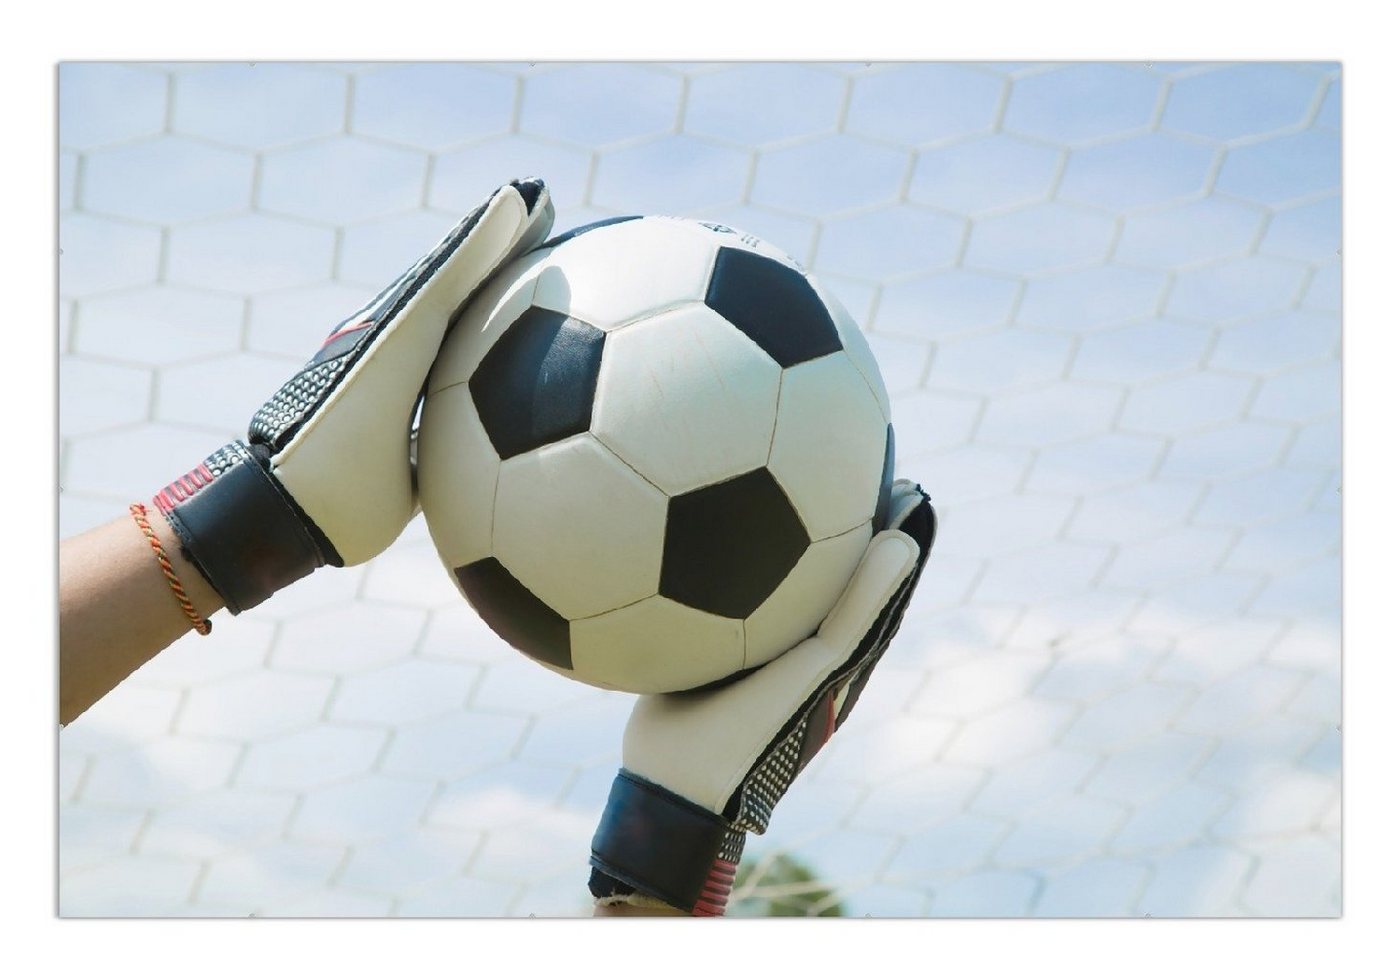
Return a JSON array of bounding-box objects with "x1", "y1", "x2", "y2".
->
[{"x1": 129, "y1": 502, "x2": 212, "y2": 636}]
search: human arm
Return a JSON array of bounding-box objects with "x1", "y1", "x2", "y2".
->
[{"x1": 58, "y1": 511, "x2": 223, "y2": 725}]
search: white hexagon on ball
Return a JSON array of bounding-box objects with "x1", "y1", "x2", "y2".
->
[
  {"x1": 492, "y1": 434, "x2": 668, "y2": 621},
  {"x1": 592, "y1": 303, "x2": 781, "y2": 495},
  {"x1": 768, "y1": 351, "x2": 890, "y2": 541},
  {"x1": 532, "y1": 218, "x2": 719, "y2": 329},
  {"x1": 571, "y1": 596, "x2": 745, "y2": 694},
  {"x1": 417, "y1": 383, "x2": 500, "y2": 568},
  {"x1": 813, "y1": 276, "x2": 892, "y2": 423}
]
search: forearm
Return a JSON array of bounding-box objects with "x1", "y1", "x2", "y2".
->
[{"x1": 58, "y1": 510, "x2": 224, "y2": 725}]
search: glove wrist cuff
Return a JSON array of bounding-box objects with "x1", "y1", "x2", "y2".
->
[
  {"x1": 588, "y1": 769, "x2": 743, "y2": 916},
  {"x1": 155, "y1": 442, "x2": 334, "y2": 615}
]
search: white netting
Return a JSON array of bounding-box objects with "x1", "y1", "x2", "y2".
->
[{"x1": 58, "y1": 61, "x2": 1340, "y2": 917}]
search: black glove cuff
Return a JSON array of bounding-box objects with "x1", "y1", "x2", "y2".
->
[
  {"x1": 155, "y1": 442, "x2": 331, "y2": 615},
  {"x1": 589, "y1": 769, "x2": 741, "y2": 915}
]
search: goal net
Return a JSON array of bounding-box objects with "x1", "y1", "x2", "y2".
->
[{"x1": 58, "y1": 61, "x2": 1340, "y2": 917}]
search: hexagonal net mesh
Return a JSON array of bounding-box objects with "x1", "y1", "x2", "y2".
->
[{"x1": 58, "y1": 61, "x2": 1339, "y2": 917}]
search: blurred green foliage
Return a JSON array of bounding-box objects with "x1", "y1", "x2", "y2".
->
[{"x1": 731, "y1": 853, "x2": 845, "y2": 917}]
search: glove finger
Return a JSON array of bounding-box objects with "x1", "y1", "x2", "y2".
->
[
  {"x1": 830, "y1": 489, "x2": 936, "y2": 731},
  {"x1": 268, "y1": 179, "x2": 552, "y2": 566},
  {"x1": 816, "y1": 527, "x2": 920, "y2": 653}
]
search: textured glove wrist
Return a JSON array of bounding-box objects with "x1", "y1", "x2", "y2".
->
[
  {"x1": 589, "y1": 770, "x2": 744, "y2": 916},
  {"x1": 155, "y1": 441, "x2": 336, "y2": 615}
]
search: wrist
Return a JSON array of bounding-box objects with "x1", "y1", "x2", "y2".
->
[
  {"x1": 143, "y1": 504, "x2": 224, "y2": 621},
  {"x1": 155, "y1": 442, "x2": 335, "y2": 614},
  {"x1": 589, "y1": 770, "x2": 745, "y2": 916}
]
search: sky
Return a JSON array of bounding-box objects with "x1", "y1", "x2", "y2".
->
[{"x1": 57, "y1": 61, "x2": 1340, "y2": 917}]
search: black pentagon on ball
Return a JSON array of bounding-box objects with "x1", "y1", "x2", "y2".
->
[
  {"x1": 659, "y1": 468, "x2": 810, "y2": 620},
  {"x1": 704, "y1": 246, "x2": 843, "y2": 368},
  {"x1": 454, "y1": 557, "x2": 572, "y2": 670},
  {"x1": 469, "y1": 306, "x2": 606, "y2": 460}
]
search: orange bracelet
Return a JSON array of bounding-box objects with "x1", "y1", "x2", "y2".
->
[{"x1": 129, "y1": 503, "x2": 213, "y2": 636}]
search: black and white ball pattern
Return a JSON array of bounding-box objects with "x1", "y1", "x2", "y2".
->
[{"x1": 419, "y1": 216, "x2": 893, "y2": 694}]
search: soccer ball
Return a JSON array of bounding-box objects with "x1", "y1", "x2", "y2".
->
[{"x1": 418, "y1": 215, "x2": 893, "y2": 694}]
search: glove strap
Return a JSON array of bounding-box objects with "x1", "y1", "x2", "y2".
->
[
  {"x1": 589, "y1": 769, "x2": 744, "y2": 915},
  {"x1": 154, "y1": 442, "x2": 333, "y2": 615}
]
